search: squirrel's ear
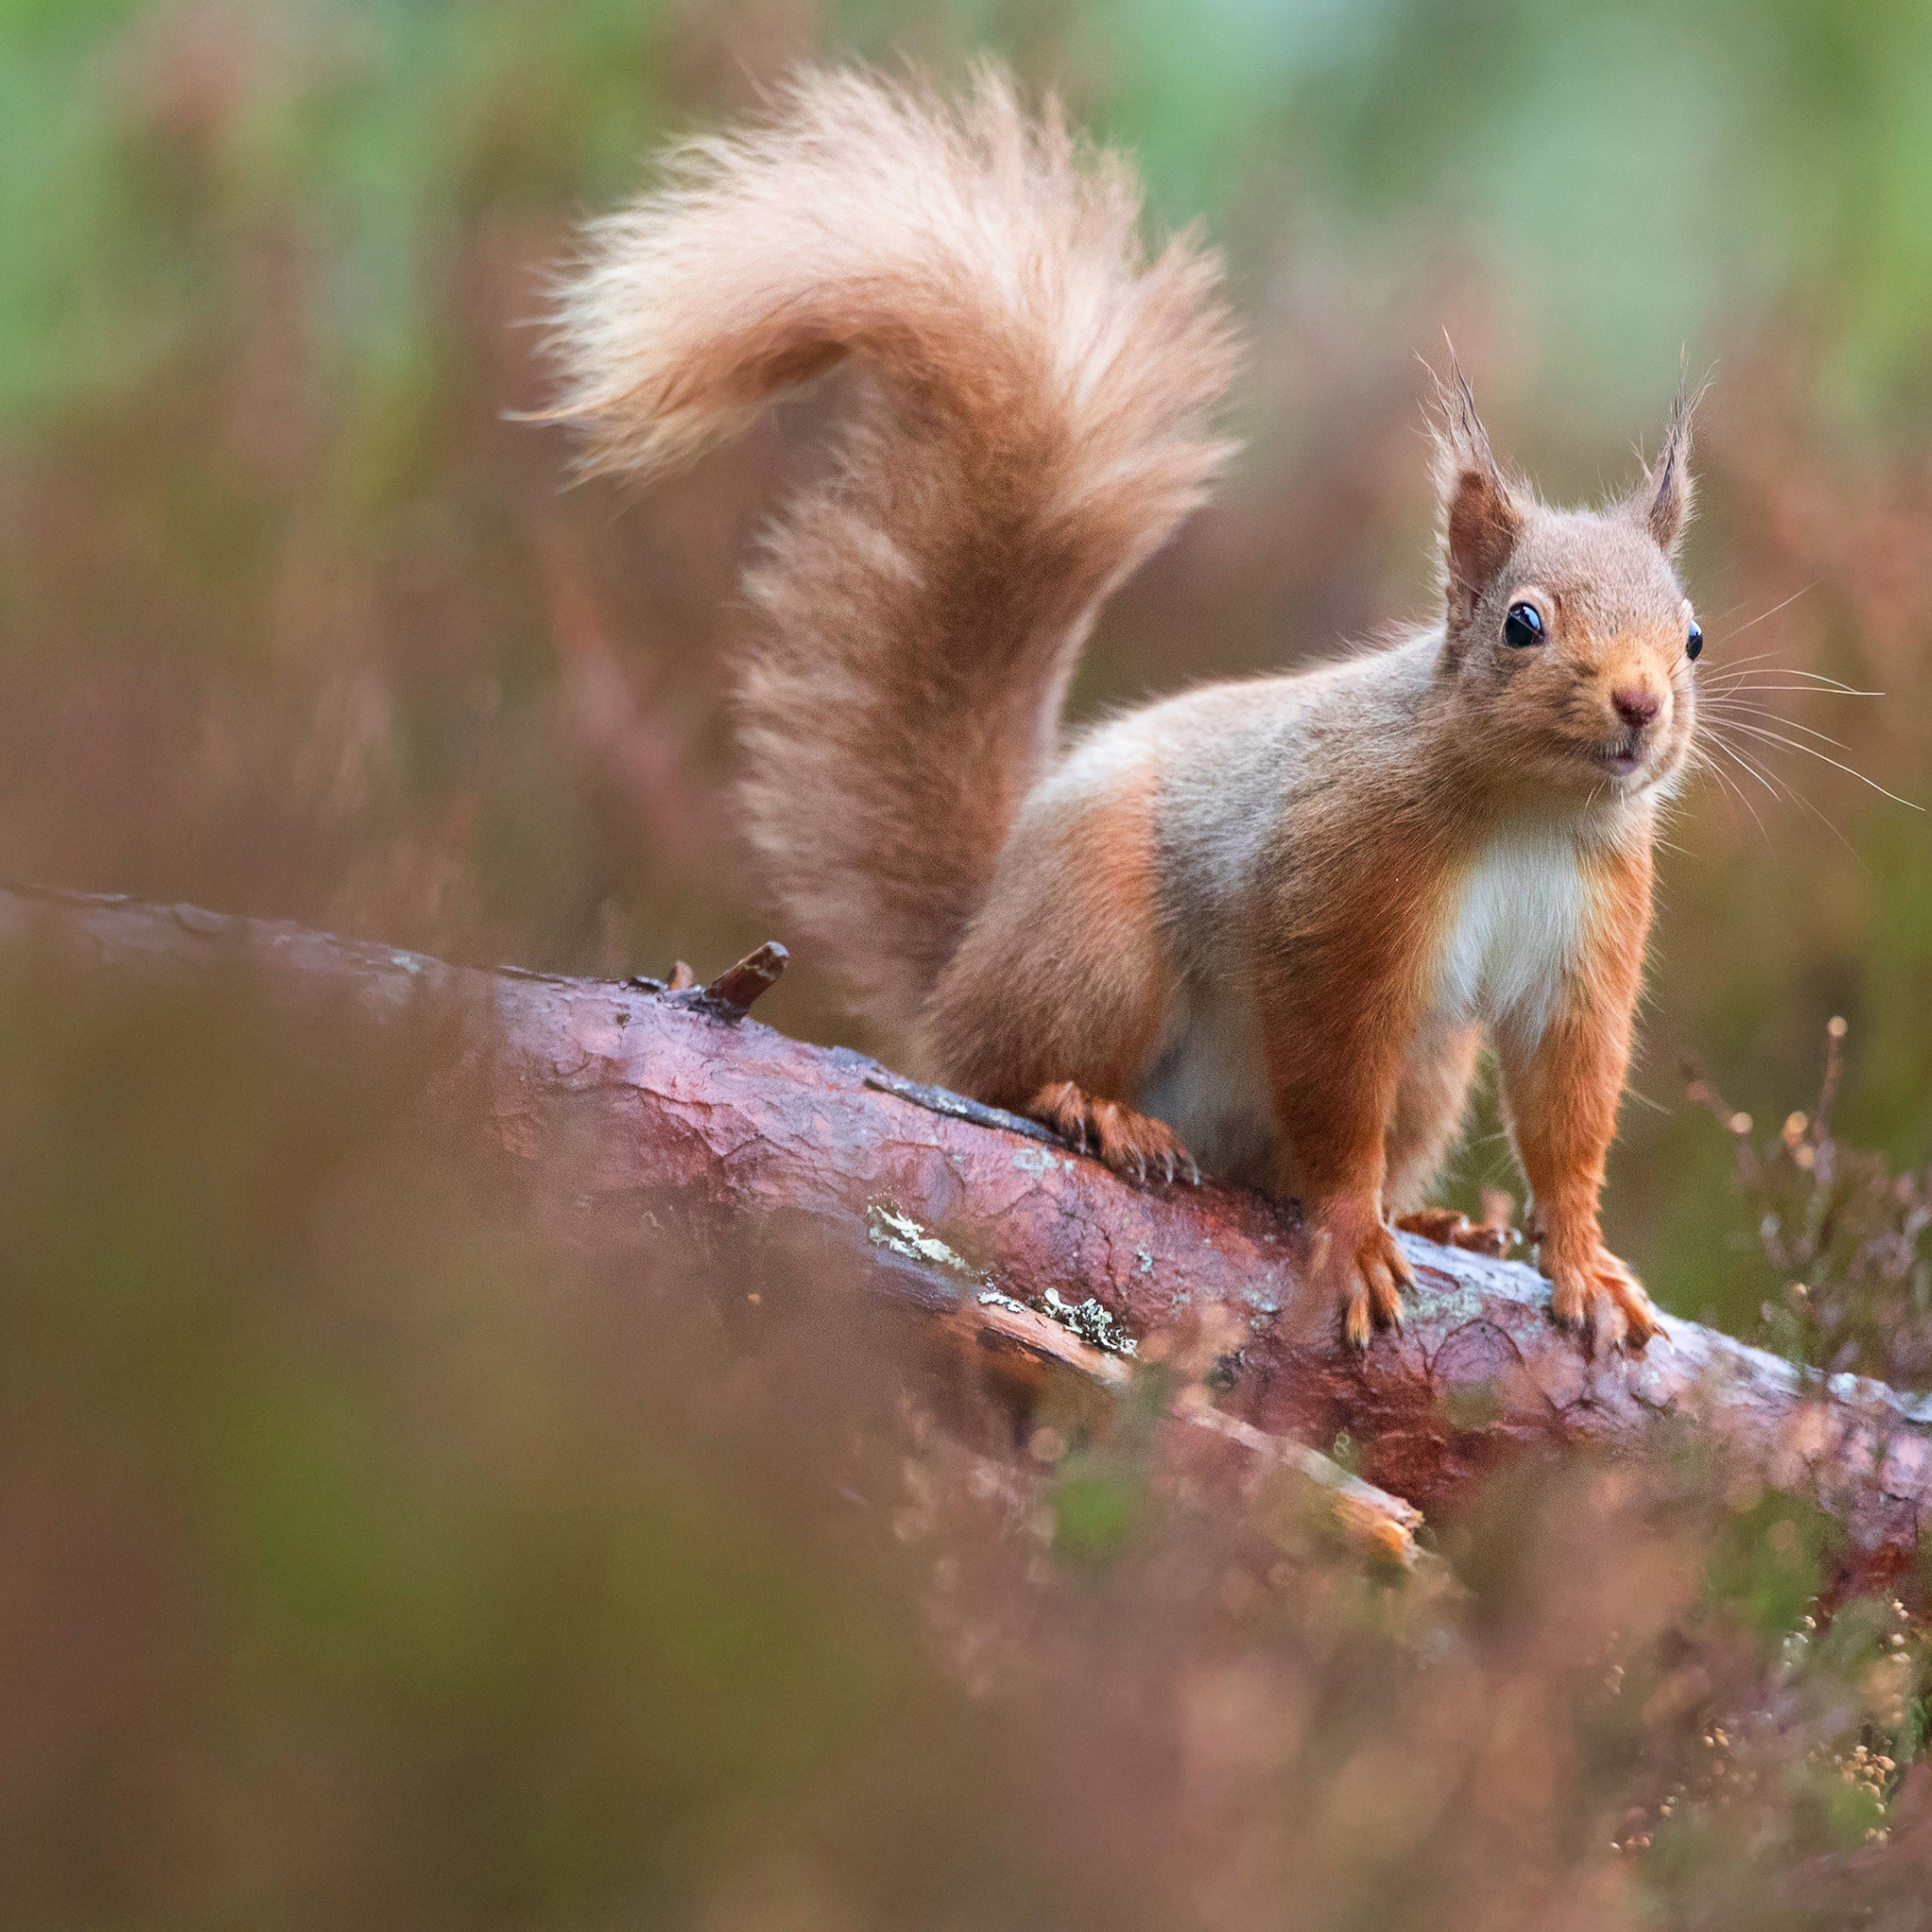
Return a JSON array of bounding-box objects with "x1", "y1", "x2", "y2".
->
[
  {"x1": 1631, "y1": 380, "x2": 1699, "y2": 557},
  {"x1": 1430, "y1": 358, "x2": 1524, "y2": 625}
]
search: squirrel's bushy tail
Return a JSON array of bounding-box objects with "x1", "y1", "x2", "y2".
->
[{"x1": 549, "y1": 67, "x2": 1238, "y2": 1039}]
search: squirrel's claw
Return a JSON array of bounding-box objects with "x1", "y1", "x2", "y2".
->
[
  {"x1": 1024, "y1": 1083, "x2": 1200, "y2": 1191},
  {"x1": 1590, "y1": 1291, "x2": 1629, "y2": 1355},
  {"x1": 1546, "y1": 1244, "x2": 1659, "y2": 1357},
  {"x1": 1343, "y1": 1295, "x2": 1374, "y2": 1352},
  {"x1": 1318, "y1": 1202, "x2": 1411, "y2": 1350}
]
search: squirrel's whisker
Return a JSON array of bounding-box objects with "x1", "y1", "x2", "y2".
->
[
  {"x1": 1689, "y1": 743, "x2": 1772, "y2": 841},
  {"x1": 1706, "y1": 733, "x2": 1782, "y2": 801},
  {"x1": 1710, "y1": 582, "x2": 1820, "y2": 644},
  {"x1": 1715, "y1": 649, "x2": 1877, "y2": 695},
  {"x1": 1701, "y1": 698, "x2": 1857, "y2": 753},
  {"x1": 1702, "y1": 652, "x2": 1882, "y2": 693},
  {"x1": 1701, "y1": 646, "x2": 1882, "y2": 695},
  {"x1": 1707, "y1": 646, "x2": 1824, "y2": 673},
  {"x1": 1704, "y1": 674, "x2": 1882, "y2": 698},
  {"x1": 1702, "y1": 595, "x2": 1764, "y2": 630},
  {"x1": 1710, "y1": 718, "x2": 1920, "y2": 809},
  {"x1": 1709, "y1": 734, "x2": 1870, "y2": 868}
]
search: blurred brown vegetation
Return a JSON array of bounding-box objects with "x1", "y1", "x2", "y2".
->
[
  {"x1": 1, "y1": 936, "x2": 1927, "y2": 1926},
  {"x1": 5, "y1": 1, "x2": 1932, "y2": 1923}
]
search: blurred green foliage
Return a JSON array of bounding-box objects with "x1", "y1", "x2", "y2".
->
[{"x1": 15, "y1": 0, "x2": 1932, "y2": 434}]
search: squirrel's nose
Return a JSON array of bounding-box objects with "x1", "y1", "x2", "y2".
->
[{"x1": 1612, "y1": 685, "x2": 1661, "y2": 730}]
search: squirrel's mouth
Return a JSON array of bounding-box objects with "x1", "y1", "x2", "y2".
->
[{"x1": 1587, "y1": 737, "x2": 1647, "y2": 779}]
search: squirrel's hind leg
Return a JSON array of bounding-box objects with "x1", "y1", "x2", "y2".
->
[
  {"x1": 1025, "y1": 1081, "x2": 1200, "y2": 1186},
  {"x1": 1393, "y1": 1207, "x2": 1515, "y2": 1258},
  {"x1": 1385, "y1": 1021, "x2": 1517, "y2": 1252},
  {"x1": 1383, "y1": 1019, "x2": 1482, "y2": 1214},
  {"x1": 920, "y1": 758, "x2": 1191, "y2": 1186}
]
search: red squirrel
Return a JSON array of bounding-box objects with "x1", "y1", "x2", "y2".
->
[{"x1": 549, "y1": 67, "x2": 1702, "y2": 1353}]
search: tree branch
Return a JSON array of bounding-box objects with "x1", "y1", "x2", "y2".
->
[{"x1": 9, "y1": 884, "x2": 1929, "y2": 1595}]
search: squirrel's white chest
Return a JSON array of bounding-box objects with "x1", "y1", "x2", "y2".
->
[{"x1": 1432, "y1": 829, "x2": 1593, "y2": 1037}]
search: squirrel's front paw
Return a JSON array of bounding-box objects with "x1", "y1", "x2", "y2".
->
[
  {"x1": 1024, "y1": 1082, "x2": 1200, "y2": 1186},
  {"x1": 1310, "y1": 1196, "x2": 1414, "y2": 1350},
  {"x1": 1544, "y1": 1242, "x2": 1659, "y2": 1355}
]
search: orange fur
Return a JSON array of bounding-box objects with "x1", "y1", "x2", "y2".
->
[
  {"x1": 922, "y1": 763, "x2": 1174, "y2": 1107},
  {"x1": 1387, "y1": 1018, "x2": 1483, "y2": 1213},
  {"x1": 1497, "y1": 840, "x2": 1661, "y2": 1350},
  {"x1": 1248, "y1": 810, "x2": 1439, "y2": 1340}
]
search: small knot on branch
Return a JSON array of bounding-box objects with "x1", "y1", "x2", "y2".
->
[
  {"x1": 624, "y1": 944, "x2": 788, "y2": 1014},
  {"x1": 687, "y1": 941, "x2": 789, "y2": 1016}
]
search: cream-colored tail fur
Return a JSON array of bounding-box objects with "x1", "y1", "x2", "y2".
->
[{"x1": 548, "y1": 66, "x2": 1238, "y2": 1039}]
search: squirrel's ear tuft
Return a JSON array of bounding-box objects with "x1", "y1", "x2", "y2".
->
[
  {"x1": 1429, "y1": 357, "x2": 1524, "y2": 625},
  {"x1": 1632, "y1": 378, "x2": 1700, "y2": 557}
]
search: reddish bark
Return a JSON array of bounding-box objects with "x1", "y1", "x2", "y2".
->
[{"x1": 9, "y1": 884, "x2": 1930, "y2": 1594}]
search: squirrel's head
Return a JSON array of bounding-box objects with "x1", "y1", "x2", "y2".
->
[{"x1": 1430, "y1": 365, "x2": 1700, "y2": 808}]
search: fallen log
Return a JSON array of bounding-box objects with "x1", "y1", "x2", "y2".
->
[{"x1": 8, "y1": 883, "x2": 1930, "y2": 1597}]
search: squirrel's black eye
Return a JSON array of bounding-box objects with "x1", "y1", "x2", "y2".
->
[
  {"x1": 1687, "y1": 621, "x2": 1704, "y2": 661},
  {"x1": 1503, "y1": 601, "x2": 1545, "y2": 648}
]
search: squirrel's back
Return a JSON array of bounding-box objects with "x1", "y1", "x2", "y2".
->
[{"x1": 548, "y1": 67, "x2": 1238, "y2": 1039}]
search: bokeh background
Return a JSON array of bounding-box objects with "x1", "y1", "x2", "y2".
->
[{"x1": 5, "y1": 3, "x2": 1932, "y2": 1924}]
